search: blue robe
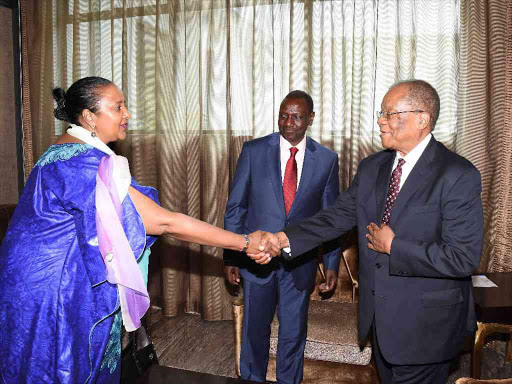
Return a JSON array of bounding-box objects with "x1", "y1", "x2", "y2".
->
[{"x1": 0, "y1": 144, "x2": 158, "y2": 383}]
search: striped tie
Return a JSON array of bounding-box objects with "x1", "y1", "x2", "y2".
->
[{"x1": 283, "y1": 147, "x2": 299, "y2": 216}]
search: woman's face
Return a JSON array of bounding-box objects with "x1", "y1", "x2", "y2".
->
[{"x1": 90, "y1": 84, "x2": 131, "y2": 144}]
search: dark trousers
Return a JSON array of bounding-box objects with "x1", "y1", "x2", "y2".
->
[
  {"x1": 240, "y1": 266, "x2": 310, "y2": 384},
  {"x1": 372, "y1": 321, "x2": 452, "y2": 384}
]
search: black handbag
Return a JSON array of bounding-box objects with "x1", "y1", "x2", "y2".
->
[{"x1": 121, "y1": 325, "x2": 159, "y2": 381}]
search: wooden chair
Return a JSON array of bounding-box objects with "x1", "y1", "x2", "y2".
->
[
  {"x1": 456, "y1": 378, "x2": 512, "y2": 384},
  {"x1": 342, "y1": 245, "x2": 359, "y2": 303},
  {"x1": 473, "y1": 321, "x2": 512, "y2": 379}
]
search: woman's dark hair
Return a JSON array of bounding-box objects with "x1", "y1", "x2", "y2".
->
[{"x1": 52, "y1": 76, "x2": 113, "y2": 125}]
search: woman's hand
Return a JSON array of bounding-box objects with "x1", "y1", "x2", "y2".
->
[{"x1": 129, "y1": 188, "x2": 277, "y2": 253}]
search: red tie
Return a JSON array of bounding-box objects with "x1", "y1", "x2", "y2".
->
[
  {"x1": 382, "y1": 158, "x2": 405, "y2": 225},
  {"x1": 283, "y1": 147, "x2": 299, "y2": 216}
]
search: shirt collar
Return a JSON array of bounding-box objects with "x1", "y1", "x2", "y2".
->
[
  {"x1": 280, "y1": 134, "x2": 307, "y2": 153},
  {"x1": 396, "y1": 133, "x2": 432, "y2": 168}
]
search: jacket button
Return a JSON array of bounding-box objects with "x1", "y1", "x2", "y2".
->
[
  {"x1": 371, "y1": 290, "x2": 375, "y2": 296},
  {"x1": 375, "y1": 263, "x2": 381, "y2": 269}
]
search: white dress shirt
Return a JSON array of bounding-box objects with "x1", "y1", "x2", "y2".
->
[
  {"x1": 392, "y1": 133, "x2": 432, "y2": 189},
  {"x1": 280, "y1": 134, "x2": 307, "y2": 188}
]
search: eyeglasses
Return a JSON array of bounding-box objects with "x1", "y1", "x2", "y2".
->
[{"x1": 376, "y1": 110, "x2": 424, "y2": 120}]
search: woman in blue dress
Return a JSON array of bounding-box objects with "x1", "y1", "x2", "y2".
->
[{"x1": 0, "y1": 77, "x2": 277, "y2": 383}]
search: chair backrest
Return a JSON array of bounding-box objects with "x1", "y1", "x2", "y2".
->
[{"x1": 0, "y1": 204, "x2": 17, "y2": 243}]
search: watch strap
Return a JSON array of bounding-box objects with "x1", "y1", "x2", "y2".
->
[{"x1": 241, "y1": 234, "x2": 250, "y2": 252}]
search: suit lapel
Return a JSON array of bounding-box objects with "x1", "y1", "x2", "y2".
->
[
  {"x1": 388, "y1": 138, "x2": 438, "y2": 226},
  {"x1": 289, "y1": 137, "x2": 316, "y2": 217},
  {"x1": 267, "y1": 134, "x2": 286, "y2": 215},
  {"x1": 375, "y1": 152, "x2": 395, "y2": 221}
]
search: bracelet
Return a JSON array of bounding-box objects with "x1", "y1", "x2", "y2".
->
[{"x1": 241, "y1": 234, "x2": 250, "y2": 253}]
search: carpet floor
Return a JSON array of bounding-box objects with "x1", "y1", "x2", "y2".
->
[{"x1": 148, "y1": 307, "x2": 512, "y2": 383}]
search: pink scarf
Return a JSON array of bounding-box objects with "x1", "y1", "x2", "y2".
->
[{"x1": 95, "y1": 154, "x2": 149, "y2": 331}]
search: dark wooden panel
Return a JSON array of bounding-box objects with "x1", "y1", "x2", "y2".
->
[
  {"x1": 0, "y1": 0, "x2": 23, "y2": 196},
  {"x1": 0, "y1": 6, "x2": 19, "y2": 204},
  {"x1": 11, "y1": 1, "x2": 23, "y2": 195},
  {"x1": 0, "y1": 0, "x2": 15, "y2": 10}
]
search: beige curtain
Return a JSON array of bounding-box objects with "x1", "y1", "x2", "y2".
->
[
  {"x1": 20, "y1": 0, "x2": 512, "y2": 320},
  {"x1": 457, "y1": 0, "x2": 512, "y2": 272}
]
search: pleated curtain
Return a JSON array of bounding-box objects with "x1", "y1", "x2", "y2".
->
[{"x1": 20, "y1": 0, "x2": 512, "y2": 320}]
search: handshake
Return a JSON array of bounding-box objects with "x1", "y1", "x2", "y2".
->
[{"x1": 244, "y1": 231, "x2": 290, "y2": 264}]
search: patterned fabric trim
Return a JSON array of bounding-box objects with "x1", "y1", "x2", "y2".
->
[
  {"x1": 100, "y1": 310, "x2": 122, "y2": 374},
  {"x1": 35, "y1": 144, "x2": 92, "y2": 167}
]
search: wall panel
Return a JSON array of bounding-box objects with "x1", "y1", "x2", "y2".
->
[{"x1": 0, "y1": 6, "x2": 19, "y2": 204}]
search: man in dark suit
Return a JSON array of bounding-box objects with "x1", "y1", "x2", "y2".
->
[
  {"x1": 224, "y1": 90, "x2": 341, "y2": 384},
  {"x1": 254, "y1": 80, "x2": 484, "y2": 384}
]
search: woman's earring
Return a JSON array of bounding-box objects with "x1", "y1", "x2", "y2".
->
[{"x1": 86, "y1": 118, "x2": 97, "y2": 137}]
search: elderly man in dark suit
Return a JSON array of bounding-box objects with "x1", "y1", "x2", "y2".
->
[{"x1": 253, "y1": 80, "x2": 484, "y2": 384}]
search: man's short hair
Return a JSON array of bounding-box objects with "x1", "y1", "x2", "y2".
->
[
  {"x1": 393, "y1": 80, "x2": 441, "y2": 130},
  {"x1": 284, "y1": 90, "x2": 314, "y2": 114}
]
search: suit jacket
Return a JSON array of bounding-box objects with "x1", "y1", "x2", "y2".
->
[
  {"x1": 224, "y1": 132, "x2": 341, "y2": 291},
  {"x1": 283, "y1": 137, "x2": 483, "y2": 364}
]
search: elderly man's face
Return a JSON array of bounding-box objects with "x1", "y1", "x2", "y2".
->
[
  {"x1": 377, "y1": 85, "x2": 428, "y2": 157},
  {"x1": 278, "y1": 97, "x2": 314, "y2": 146}
]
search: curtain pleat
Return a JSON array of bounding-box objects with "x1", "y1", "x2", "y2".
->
[
  {"x1": 458, "y1": 0, "x2": 512, "y2": 272},
  {"x1": 19, "y1": 0, "x2": 512, "y2": 321},
  {"x1": 19, "y1": 0, "x2": 34, "y2": 181},
  {"x1": 501, "y1": 1, "x2": 512, "y2": 272},
  {"x1": 23, "y1": 0, "x2": 56, "y2": 169}
]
